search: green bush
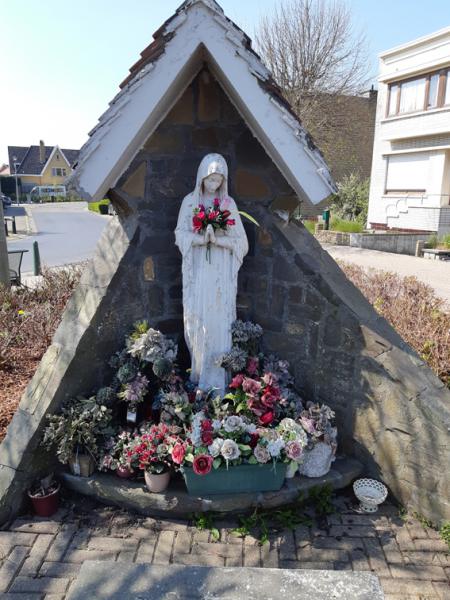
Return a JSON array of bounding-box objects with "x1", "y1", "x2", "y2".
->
[
  {"x1": 302, "y1": 220, "x2": 316, "y2": 234},
  {"x1": 330, "y1": 218, "x2": 363, "y2": 233},
  {"x1": 330, "y1": 173, "x2": 369, "y2": 224},
  {"x1": 442, "y1": 234, "x2": 450, "y2": 249},
  {"x1": 89, "y1": 199, "x2": 110, "y2": 213}
]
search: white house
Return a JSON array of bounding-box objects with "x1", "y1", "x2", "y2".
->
[{"x1": 368, "y1": 27, "x2": 450, "y2": 235}]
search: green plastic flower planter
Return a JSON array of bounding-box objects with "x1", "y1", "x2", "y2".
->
[{"x1": 182, "y1": 463, "x2": 287, "y2": 496}]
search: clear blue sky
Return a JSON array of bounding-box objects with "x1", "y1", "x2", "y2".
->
[{"x1": 1, "y1": 0, "x2": 449, "y2": 164}]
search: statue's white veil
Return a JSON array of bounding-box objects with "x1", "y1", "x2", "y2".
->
[{"x1": 193, "y1": 153, "x2": 229, "y2": 201}]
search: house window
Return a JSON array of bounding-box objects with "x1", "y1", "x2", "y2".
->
[
  {"x1": 51, "y1": 167, "x2": 67, "y2": 177},
  {"x1": 385, "y1": 153, "x2": 429, "y2": 194},
  {"x1": 387, "y1": 68, "x2": 450, "y2": 116}
]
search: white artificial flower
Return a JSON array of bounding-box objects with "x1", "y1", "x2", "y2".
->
[
  {"x1": 220, "y1": 439, "x2": 241, "y2": 461},
  {"x1": 267, "y1": 438, "x2": 285, "y2": 458},
  {"x1": 208, "y1": 438, "x2": 224, "y2": 458},
  {"x1": 253, "y1": 445, "x2": 270, "y2": 464},
  {"x1": 245, "y1": 423, "x2": 257, "y2": 434},
  {"x1": 223, "y1": 416, "x2": 244, "y2": 433},
  {"x1": 212, "y1": 419, "x2": 222, "y2": 431}
]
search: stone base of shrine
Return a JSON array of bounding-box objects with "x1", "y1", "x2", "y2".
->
[
  {"x1": 60, "y1": 457, "x2": 362, "y2": 518},
  {"x1": 67, "y1": 562, "x2": 384, "y2": 599}
]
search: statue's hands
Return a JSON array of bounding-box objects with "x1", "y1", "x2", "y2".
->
[{"x1": 206, "y1": 224, "x2": 216, "y2": 244}]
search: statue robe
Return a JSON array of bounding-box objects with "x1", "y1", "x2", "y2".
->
[{"x1": 175, "y1": 154, "x2": 248, "y2": 395}]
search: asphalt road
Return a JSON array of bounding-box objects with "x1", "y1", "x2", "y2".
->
[{"x1": 7, "y1": 202, "x2": 108, "y2": 274}]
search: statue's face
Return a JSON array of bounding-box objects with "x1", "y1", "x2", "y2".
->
[{"x1": 203, "y1": 173, "x2": 223, "y2": 194}]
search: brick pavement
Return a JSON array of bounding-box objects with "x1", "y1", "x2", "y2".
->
[{"x1": 0, "y1": 496, "x2": 448, "y2": 600}]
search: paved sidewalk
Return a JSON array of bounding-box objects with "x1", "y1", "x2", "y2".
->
[
  {"x1": 3, "y1": 205, "x2": 34, "y2": 241},
  {"x1": 0, "y1": 495, "x2": 448, "y2": 599},
  {"x1": 324, "y1": 244, "x2": 450, "y2": 306}
]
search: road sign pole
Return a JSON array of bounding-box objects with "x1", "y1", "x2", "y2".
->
[{"x1": 0, "y1": 200, "x2": 10, "y2": 289}]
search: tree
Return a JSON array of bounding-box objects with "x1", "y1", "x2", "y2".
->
[{"x1": 255, "y1": 0, "x2": 371, "y2": 138}]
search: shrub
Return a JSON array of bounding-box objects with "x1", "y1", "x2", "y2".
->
[
  {"x1": 330, "y1": 173, "x2": 369, "y2": 224},
  {"x1": 0, "y1": 266, "x2": 82, "y2": 440},
  {"x1": 340, "y1": 262, "x2": 450, "y2": 388},
  {"x1": 330, "y1": 218, "x2": 363, "y2": 233},
  {"x1": 89, "y1": 199, "x2": 110, "y2": 213}
]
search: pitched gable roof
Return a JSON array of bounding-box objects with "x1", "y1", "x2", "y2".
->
[
  {"x1": 8, "y1": 145, "x2": 80, "y2": 175},
  {"x1": 72, "y1": 0, "x2": 336, "y2": 205}
]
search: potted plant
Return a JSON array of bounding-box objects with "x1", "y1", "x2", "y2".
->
[
  {"x1": 100, "y1": 431, "x2": 137, "y2": 479},
  {"x1": 42, "y1": 396, "x2": 114, "y2": 477},
  {"x1": 178, "y1": 413, "x2": 289, "y2": 495},
  {"x1": 297, "y1": 403, "x2": 337, "y2": 478},
  {"x1": 127, "y1": 423, "x2": 181, "y2": 493},
  {"x1": 28, "y1": 474, "x2": 60, "y2": 517}
]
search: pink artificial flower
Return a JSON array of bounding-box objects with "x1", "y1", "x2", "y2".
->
[
  {"x1": 242, "y1": 377, "x2": 262, "y2": 395},
  {"x1": 193, "y1": 454, "x2": 213, "y2": 476},
  {"x1": 300, "y1": 416, "x2": 316, "y2": 435},
  {"x1": 229, "y1": 373, "x2": 244, "y2": 389},
  {"x1": 246, "y1": 357, "x2": 259, "y2": 376},
  {"x1": 286, "y1": 440, "x2": 303, "y2": 461},
  {"x1": 262, "y1": 372, "x2": 276, "y2": 386},
  {"x1": 208, "y1": 210, "x2": 219, "y2": 221},
  {"x1": 171, "y1": 444, "x2": 186, "y2": 465},
  {"x1": 226, "y1": 219, "x2": 235, "y2": 227},
  {"x1": 213, "y1": 198, "x2": 220, "y2": 208},
  {"x1": 193, "y1": 215, "x2": 203, "y2": 233}
]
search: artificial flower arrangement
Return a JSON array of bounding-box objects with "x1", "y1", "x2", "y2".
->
[
  {"x1": 192, "y1": 198, "x2": 235, "y2": 234},
  {"x1": 43, "y1": 319, "x2": 337, "y2": 492}
]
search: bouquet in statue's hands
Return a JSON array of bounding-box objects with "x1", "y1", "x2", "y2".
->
[
  {"x1": 192, "y1": 198, "x2": 235, "y2": 235},
  {"x1": 192, "y1": 198, "x2": 235, "y2": 262}
]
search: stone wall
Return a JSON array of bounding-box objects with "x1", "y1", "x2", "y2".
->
[{"x1": 0, "y1": 69, "x2": 449, "y2": 525}]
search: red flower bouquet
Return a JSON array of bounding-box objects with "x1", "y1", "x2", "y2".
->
[
  {"x1": 127, "y1": 423, "x2": 182, "y2": 474},
  {"x1": 192, "y1": 198, "x2": 235, "y2": 234}
]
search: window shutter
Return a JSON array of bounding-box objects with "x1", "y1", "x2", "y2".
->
[{"x1": 386, "y1": 153, "x2": 429, "y2": 192}]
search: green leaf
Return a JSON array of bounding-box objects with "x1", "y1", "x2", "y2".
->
[
  {"x1": 211, "y1": 528, "x2": 220, "y2": 542},
  {"x1": 238, "y1": 444, "x2": 251, "y2": 452},
  {"x1": 213, "y1": 458, "x2": 222, "y2": 470},
  {"x1": 185, "y1": 453, "x2": 194, "y2": 463},
  {"x1": 236, "y1": 402, "x2": 247, "y2": 413},
  {"x1": 248, "y1": 455, "x2": 258, "y2": 465},
  {"x1": 238, "y1": 211, "x2": 260, "y2": 227}
]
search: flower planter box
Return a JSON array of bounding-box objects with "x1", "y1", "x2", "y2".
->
[{"x1": 182, "y1": 463, "x2": 287, "y2": 496}]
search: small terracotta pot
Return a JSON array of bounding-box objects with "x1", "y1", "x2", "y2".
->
[
  {"x1": 69, "y1": 454, "x2": 95, "y2": 477},
  {"x1": 116, "y1": 466, "x2": 134, "y2": 479},
  {"x1": 144, "y1": 470, "x2": 170, "y2": 493},
  {"x1": 28, "y1": 484, "x2": 60, "y2": 517}
]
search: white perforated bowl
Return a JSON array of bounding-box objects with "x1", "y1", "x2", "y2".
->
[{"x1": 353, "y1": 478, "x2": 388, "y2": 513}]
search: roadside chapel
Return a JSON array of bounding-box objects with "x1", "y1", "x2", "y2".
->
[{"x1": 0, "y1": 0, "x2": 448, "y2": 525}]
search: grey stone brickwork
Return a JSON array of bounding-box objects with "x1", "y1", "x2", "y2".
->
[{"x1": 0, "y1": 69, "x2": 448, "y2": 526}]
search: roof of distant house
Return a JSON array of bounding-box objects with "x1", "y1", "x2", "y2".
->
[
  {"x1": 8, "y1": 145, "x2": 80, "y2": 176},
  {"x1": 0, "y1": 164, "x2": 10, "y2": 176}
]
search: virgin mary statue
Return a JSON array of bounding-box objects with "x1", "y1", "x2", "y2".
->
[{"x1": 175, "y1": 154, "x2": 248, "y2": 395}]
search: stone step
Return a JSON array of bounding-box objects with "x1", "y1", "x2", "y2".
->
[
  {"x1": 61, "y1": 456, "x2": 362, "y2": 518},
  {"x1": 67, "y1": 561, "x2": 384, "y2": 599}
]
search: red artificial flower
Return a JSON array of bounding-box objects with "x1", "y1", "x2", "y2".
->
[
  {"x1": 193, "y1": 215, "x2": 203, "y2": 233},
  {"x1": 229, "y1": 373, "x2": 244, "y2": 389},
  {"x1": 208, "y1": 210, "x2": 219, "y2": 221},
  {"x1": 249, "y1": 433, "x2": 260, "y2": 448},
  {"x1": 213, "y1": 198, "x2": 220, "y2": 208},
  {"x1": 201, "y1": 431, "x2": 214, "y2": 446},
  {"x1": 259, "y1": 411, "x2": 274, "y2": 425},
  {"x1": 201, "y1": 419, "x2": 213, "y2": 431},
  {"x1": 226, "y1": 219, "x2": 235, "y2": 226},
  {"x1": 193, "y1": 454, "x2": 213, "y2": 476},
  {"x1": 221, "y1": 210, "x2": 231, "y2": 219},
  {"x1": 171, "y1": 444, "x2": 186, "y2": 465}
]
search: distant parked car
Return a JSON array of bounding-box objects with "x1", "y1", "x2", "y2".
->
[{"x1": 1, "y1": 193, "x2": 12, "y2": 209}]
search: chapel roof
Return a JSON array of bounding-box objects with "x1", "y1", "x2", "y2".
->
[{"x1": 71, "y1": 0, "x2": 336, "y2": 205}]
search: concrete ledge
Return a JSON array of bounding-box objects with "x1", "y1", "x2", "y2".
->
[
  {"x1": 61, "y1": 457, "x2": 362, "y2": 518},
  {"x1": 67, "y1": 562, "x2": 384, "y2": 599}
]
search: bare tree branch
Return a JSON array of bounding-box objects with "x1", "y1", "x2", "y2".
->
[{"x1": 255, "y1": 0, "x2": 371, "y2": 139}]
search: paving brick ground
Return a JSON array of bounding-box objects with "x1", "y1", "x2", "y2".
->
[{"x1": 0, "y1": 494, "x2": 448, "y2": 600}]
